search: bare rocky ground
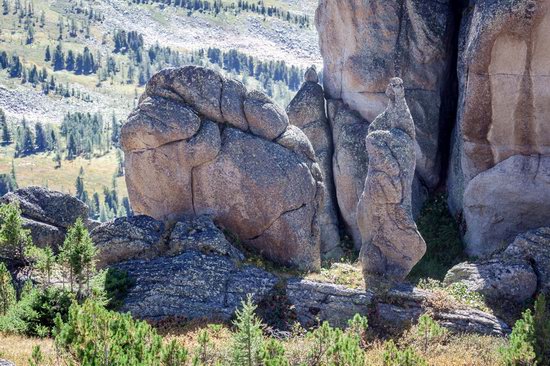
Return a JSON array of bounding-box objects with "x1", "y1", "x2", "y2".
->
[{"x1": 96, "y1": 0, "x2": 322, "y2": 68}]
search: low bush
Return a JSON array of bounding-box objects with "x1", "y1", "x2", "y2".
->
[
  {"x1": 0, "y1": 285, "x2": 74, "y2": 337},
  {"x1": 501, "y1": 294, "x2": 550, "y2": 366},
  {"x1": 53, "y1": 299, "x2": 188, "y2": 365}
]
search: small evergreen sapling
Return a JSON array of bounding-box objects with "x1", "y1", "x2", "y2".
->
[
  {"x1": 0, "y1": 201, "x2": 33, "y2": 263},
  {"x1": 231, "y1": 294, "x2": 264, "y2": 366},
  {"x1": 0, "y1": 261, "x2": 16, "y2": 315}
]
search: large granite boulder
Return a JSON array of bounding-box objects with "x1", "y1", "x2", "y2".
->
[
  {"x1": 328, "y1": 100, "x2": 370, "y2": 249},
  {"x1": 358, "y1": 78, "x2": 426, "y2": 287},
  {"x1": 286, "y1": 279, "x2": 373, "y2": 328},
  {"x1": 444, "y1": 259, "x2": 538, "y2": 304},
  {"x1": 121, "y1": 66, "x2": 322, "y2": 271},
  {"x1": 448, "y1": 0, "x2": 550, "y2": 255},
  {"x1": 287, "y1": 66, "x2": 341, "y2": 258},
  {"x1": 316, "y1": 0, "x2": 456, "y2": 189},
  {"x1": 116, "y1": 251, "x2": 278, "y2": 321},
  {"x1": 505, "y1": 227, "x2": 550, "y2": 295},
  {"x1": 98, "y1": 215, "x2": 278, "y2": 321},
  {"x1": 0, "y1": 186, "x2": 90, "y2": 250},
  {"x1": 91, "y1": 215, "x2": 166, "y2": 268},
  {"x1": 462, "y1": 155, "x2": 550, "y2": 256}
]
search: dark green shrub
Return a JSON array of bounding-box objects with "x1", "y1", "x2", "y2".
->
[
  {"x1": 0, "y1": 285, "x2": 74, "y2": 337},
  {"x1": 54, "y1": 299, "x2": 188, "y2": 365},
  {"x1": 103, "y1": 268, "x2": 135, "y2": 310},
  {"x1": 409, "y1": 194, "x2": 465, "y2": 282},
  {"x1": 502, "y1": 294, "x2": 550, "y2": 365}
]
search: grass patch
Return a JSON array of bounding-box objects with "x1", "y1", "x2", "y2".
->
[{"x1": 408, "y1": 194, "x2": 465, "y2": 284}]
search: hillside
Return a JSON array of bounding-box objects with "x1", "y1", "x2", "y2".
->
[{"x1": 0, "y1": 0, "x2": 320, "y2": 220}]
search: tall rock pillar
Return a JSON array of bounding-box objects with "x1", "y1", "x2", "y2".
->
[{"x1": 358, "y1": 78, "x2": 427, "y2": 288}]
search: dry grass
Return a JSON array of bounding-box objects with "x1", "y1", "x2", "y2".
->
[
  {"x1": 0, "y1": 145, "x2": 127, "y2": 201},
  {"x1": 306, "y1": 261, "x2": 365, "y2": 289},
  {"x1": 0, "y1": 334, "x2": 56, "y2": 366},
  {"x1": 0, "y1": 324, "x2": 507, "y2": 366}
]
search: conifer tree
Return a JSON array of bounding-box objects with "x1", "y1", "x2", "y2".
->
[
  {"x1": 34, "y1": 122, "x2": 47, "y2": 151},
  {"x1": 0, "y1": 202, "x2": 33, "y2": 262},
  {"x1": 59, "y1": 217, "x2": 96, "y2": 297},
  {"x1": 0, "y1": 262, "x2": 16, "y2": 315},
  {"x1": 231, "y1": 295, "x2": 264, "y2": 366},
  {"x1": 44, "y1": 45, "x2": 51, "y2": 61}
]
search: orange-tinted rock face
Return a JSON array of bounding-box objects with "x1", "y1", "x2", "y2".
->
[
  {"x1": 449, "y1": 0, "x2": 550, "y2": 255},
  {"x1": 316, "y1": 0, "x2": 456, "y2": 189}
]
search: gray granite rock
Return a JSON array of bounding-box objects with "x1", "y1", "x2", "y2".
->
[
  {"x1": 92, "y1": 215, "x2": 165, "y2": 268},
  {"x1": 374, "y1": 285, "x2": 510, "y2": 336},
  {"x1": 168, "y1": 215, "x2": 244, "y2": 261},
  {"x1": 286, "y1": 279, "x2": 373, "y2": 328},
  {"x1": 444, "y1": 258, "x2": 538, "y2": 303},
  {"x1": 287, "y1": 68, "x2": 342, "y2": 259},
  {"x1": 358, "y1": 78, "x2": 426, "y2": 288},
  {"x1": 115, "y1": 250, "x2": 278, "y2": 321}
]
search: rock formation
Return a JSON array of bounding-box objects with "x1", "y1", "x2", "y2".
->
[
  {"x1": 445, "y1": 227, "x2": 550, "y2": 304},
  {"x1": 316, "y1": 0, "x2": 456, "y2": 190},
  {"x1": 94, "y1": 211, "x2": 507, "y2": 335},
  {"x1": 101, "y1": 215, "x2": 279, "y2": 321},
  {"x1": 358, "y1": 78, "x2": 426, "y2": 287},
  {"x1": 121, "y1": 66, "x2": 322, "y2": 271},
  {"x1": 448, "y1": 0, "x2": 550, "y2": 256},
  {"x1": 287, "y1": 66, "x2": 341, "y2": 258},
  {"x1": 0, "y1": 186, "x2": 92, "y2": 250}
]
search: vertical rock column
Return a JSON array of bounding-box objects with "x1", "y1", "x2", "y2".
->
[
  {"x1": 287, "y1": 67, "x2": 342, "y2": 258},
  {"x1": 358, "y1": 78, "x2": 426, "y2": 288}
]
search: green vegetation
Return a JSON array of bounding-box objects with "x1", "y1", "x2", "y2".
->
[
  {"x1": 501, "y1": 294, "x2": 550, "y2": 366},
  {"x1": 409, "y1": 194, "x2": 465, "y2": 283},
  {"x1": 0, "y1": 201, "x2": 33, "y2": 262},
  {"x1": 0, "y1": 262, "x2": 16, "y2": 315}
]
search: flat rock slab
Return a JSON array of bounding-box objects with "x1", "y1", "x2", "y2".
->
[{"x1": 115, "y1": 251, "x2": 278, "y2": 321}]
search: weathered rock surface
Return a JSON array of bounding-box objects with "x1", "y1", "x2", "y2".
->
[
  {"x1": 448, "y1": 0, "x2": 550, "y2": 255},
  {"x1": 168, "y1": 215, "x2": 244, "y2": 261},
  {"x1": 0, "y1": 187, "x2": 89, "y2": 250},
  {"x1": 92, "y1": 215, "x2": 165, "y2": 268},
  {"x1": 316, "y1": 0, "x2": 456, "y2": 189},
  {"x1": 117, "y1": 251, "x2": 278, "y2": 321},
  {"x1": 462, "y1": 155, "x2": 550, "y2": 256},
  {"x1": 0, "y1": 360, "x2": 15, "y2": 366},
  {"x1": 97, "y1": 215, "x2": 277, "y2": 320},
  {"x1": 287, "y1": 66, "x2": 341, "y2": 258},
  {"x1": 505, "y1": 227, "x2": 550, "y2": 295},
  {"x1": 328, "y1": 100, "x2": 370, "y2": 248},
  {"x1": 358, "y1": 78, "x2": 426, "y2": 287},
  {"x1": 286, "y1": 279, "x2": 373, "y2": 328},
  {"x1": 374, "y1": 285, "x2": 510, "y2": 336},
  {"x1": 122, "y1": 66, "x2": 322, "y2": 271},
  {"x1": 444, "y1": 259, "x2": 538, "y2": 303}
]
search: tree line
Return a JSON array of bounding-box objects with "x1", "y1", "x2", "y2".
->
[{"x1": 131, "y1": 0, "x2": 311, "y2": 28}]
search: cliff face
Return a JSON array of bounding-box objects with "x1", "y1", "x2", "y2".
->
[
  {"x1": 316, "y1": 0, "x2": 456, "y2": 190},
  {"x1": 316, "y1": 0, "x2": 550, "y2": 257}
]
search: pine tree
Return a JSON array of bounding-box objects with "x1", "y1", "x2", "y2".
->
[
  {"x1": 34, "y1": 122, "x2": 47, "y2": 151},
  {"x1": 52, "y1": 43, "x2": 65, "y2": 71},
  {"x1": 59, "y1": 217, "x2": 96, "y2": 297},
  {"x1": 2, "y1": 0, "x2": 9, "y2": 15},
  {"x1": 231, "y1": 295, "x2": 264, "y2": 366},
  {"x1": 0, "y1": 201, "x2": 33, "y2": 262},
  {"x1": 44, "y1": 45, "x2": 51, "y2": 61},
  {"x1": 0, "y1": 262, "x2": 16, "y2": 315},
  {"x1": 0, "y1": 108, "x2": 10, "y2": 145}
]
